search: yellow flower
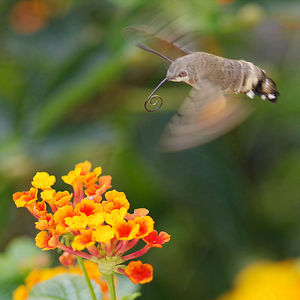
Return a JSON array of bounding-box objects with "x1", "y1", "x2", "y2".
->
[
  {"x1": 65, "y1": 215, "x2": 88, "y2": 231},
  {"x1": 13, "y1": 285, "x2": 28, "y2": 300},
  {"x1": 32, "y1": 172, "x2": 56, "y2": 190},
  {"x1": 217, "y1": 260, "x2": 300, "y2": 300},
  {"x1": 92, "y1": 225, "x2": 115, "y2": 242},
  {"x1": 105, "y1": 207, "x2": 127, "y2": 226},
  {"x1": 62, "y1": 167, "x2": 81, "y2": 185},
  {"x1": 40, "y1": 189, "x2": 55, "y2": 203}
]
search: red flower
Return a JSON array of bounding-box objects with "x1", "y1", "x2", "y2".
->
[
  {"x1": 143, "y1": 230, "x2": 170, "y2": 248},
  {"x1": 125, "y1": 260, "x2": 153, "y2": 284}
]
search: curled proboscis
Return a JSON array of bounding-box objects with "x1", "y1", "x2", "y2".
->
[
  {"x1": 144, "y1": 77, "x2": 167, "y2": 113},
  {"x1": 144, "y1": 95, "x2": 163, "y2": 112}
]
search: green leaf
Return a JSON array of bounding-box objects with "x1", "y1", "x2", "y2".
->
[
  {"x1": 29, "y1": 274, "x2": 102, "y2": 300},
  {"x1": 121, "y1": 292, "x2": 141, "y2": 300},
  {"x1": 116, "y1": 275, "x2": 140, "y2": 298},
  {"x1": 0, "y1": 236, "x2": 50, "y2": 282}
]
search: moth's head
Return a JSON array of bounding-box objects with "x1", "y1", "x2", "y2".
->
[
  {"x1": 136, "y1": 43, "x2": 193, "y2": 111},
  {"x1": 167, "y1": 57, "x2": 191, "y2": 84}
]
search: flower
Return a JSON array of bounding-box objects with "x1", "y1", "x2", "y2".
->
[
  {"x1": 9, "y1": 0, "x2": 71, "y2": 35},
  {"x1": 35, "y1": 231, "x2": 58, "y2": 250},
  {"x1": 13, "y1": 161, "x2": 170, "y2": 286},
  {"x1": 13, "y1": 187, "x2": 37, "y2": 208},
  {"x1": 217, "y1": 260, "x2": 300, "y2": 300},
  {"x1": 13, "y1": 285, "x2": 28, "y2": 300},
  {"x1": 59, "y1": 252, "x2": 76, "y2": 266},
  {"x1": 32, "y1": 172, "x2": 55, "y2": 190},
  {"x1": 143, "y1": 230, "x2": 171, "y2": 248},
  {"x1": 13, "y1": 261, "x2": 108, "y2": 300},
  {"x1": 72, "y1": 229, "x2": 95, "y2": 251},
  {"x1": 125, "y1": 260, "x2": 153, "y2": 284}
]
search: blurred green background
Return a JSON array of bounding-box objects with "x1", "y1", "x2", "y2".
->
[{"x1": 0, "y1": 0, "x2": 300, "y2": 299}]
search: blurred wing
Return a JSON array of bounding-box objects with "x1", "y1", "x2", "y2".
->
[
  {"x1": 123, "y1": 21, "x2": 197, "y2": 57},
  {"x1": 159, "y1": 82, "x2": 254, "y2": 152}
]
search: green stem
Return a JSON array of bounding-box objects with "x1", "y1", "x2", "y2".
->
[
  {"x1": 77, "y1": 257, "x2": 97, "y2": 300},
  {"x1": 104, "y1": 273, "x2": 117, "y2": 300}
]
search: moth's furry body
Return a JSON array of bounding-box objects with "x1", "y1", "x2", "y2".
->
[{"x1": 168, "y1": 52, "x2": 279, "y2": 102}]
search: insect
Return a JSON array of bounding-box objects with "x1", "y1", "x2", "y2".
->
[{"x1": 136, "y1": 38, "x2": 279, "y2": 152}]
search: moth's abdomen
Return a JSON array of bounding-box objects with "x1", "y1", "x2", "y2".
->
[
  {"x1": 238, "y1": 61, "x2": 279, "y2": 102},
  {"x1": 189, "y1": 52, "x2": 279, "y2": 102}
]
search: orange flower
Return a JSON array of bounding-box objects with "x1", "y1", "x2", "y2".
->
[
  {"x1": 72, "y1": 229, "x2": 95, "y2": 251},
  {"x1": 75, "y1": 161, "x2": 92, "y2": 175},
  {"x1": 85, "y1": 175, "x2": 112, "y2": 197},
  {"x1": 62, "y1": 161, "x2": 102, "y2": 188},
  {"x1": 98, "y1": 176, "x2": 112, "y2": 193},
  {"x1": 59, "y1": 252, "x2": 76, "y2": 267},
  {"x1": 143, "y1": 230, "x2": 171, "y2": 248},
  {"x1": 126, "y1": 208, "x2": 149, "y2": 220},
  {"x1": 134, "y1": 216, "x2": 154, "y2": 239},
  {"x1": 102, "y1": 190, "x2": 130, "y2": 213},
  {"x1": 114, "y1": 220, "x2": 140, "y2": 240},
  {"x1": 75, "y1": 199, "x2": 102, "y2": 216},
  {"x1": 35, "y1": 231, "x2": 58, "y2": 250},
  {"x1": 125, "y1": 261, "x2": 153, "y2": 284},
  {"x1": 74, "y1": 199, "x2": 104, "y2": 227},
  {"x1": 53, "y1": 191, "x2": 73, "y2": 207},
  {"x1": 105, "y1": 190, "x2": 126, "y2": 202},
  {"x1": 32, "y1": 172, "x2": 55, "y2": 190},
  {"x1": 9, "y1": 0, "x2": 51, "y2": 35},
  {"x1": 35, "y1": 213, "x2": 54, "y2": 231},
  {"x1": 13, "y1": 187, "x2": 37, "y2": 208},
  {"x1": 81, "y1": 166, "x2": 102, "y2": 187},
  {"x1": 31, "y1": 201, "x2": 47, "y2": 217},
  {"x1": 53, "y1": 205, "x2": 74, "y2": 234}
]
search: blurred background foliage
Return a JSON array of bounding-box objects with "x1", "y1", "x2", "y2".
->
[{"x1": 0, "y1": 0, "x2": 300, "y2": 299}]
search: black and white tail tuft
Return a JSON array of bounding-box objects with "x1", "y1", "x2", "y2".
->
[{"x1": 253, "y1": 70, "x2": 279, "y2": 103}]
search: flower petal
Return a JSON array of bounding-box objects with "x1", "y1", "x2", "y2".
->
[{"x1": 125, "y1": 260, "x2": 153, "y2": 284}]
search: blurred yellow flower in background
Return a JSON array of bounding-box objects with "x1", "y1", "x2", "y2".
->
[
  {"x1": 13, "y1": 261, "x2": 108, "y2": 300},
  {"x1": 218, "y1": 260, "x2": 300, "y2": 300}
]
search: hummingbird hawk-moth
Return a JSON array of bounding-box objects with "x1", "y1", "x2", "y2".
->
[{"x1": 132, "y1": 27, "x2": 279, "y2": 152}]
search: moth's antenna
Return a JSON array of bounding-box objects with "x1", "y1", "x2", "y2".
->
[
  {"x1": 136, "y1": 43, "x2": 173, "y2": 63},
  {"x1": 144, "y1": 77, "x2": 168, "y2": 112}
]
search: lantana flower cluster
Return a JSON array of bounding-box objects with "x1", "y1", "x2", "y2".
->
[{"x1": 13, "y1": 161, "x2": 170, "y2": 284}]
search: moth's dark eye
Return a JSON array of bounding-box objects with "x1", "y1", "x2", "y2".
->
[{"x1": 178, "y1": 71, "x2": 187, "y2": 77}]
